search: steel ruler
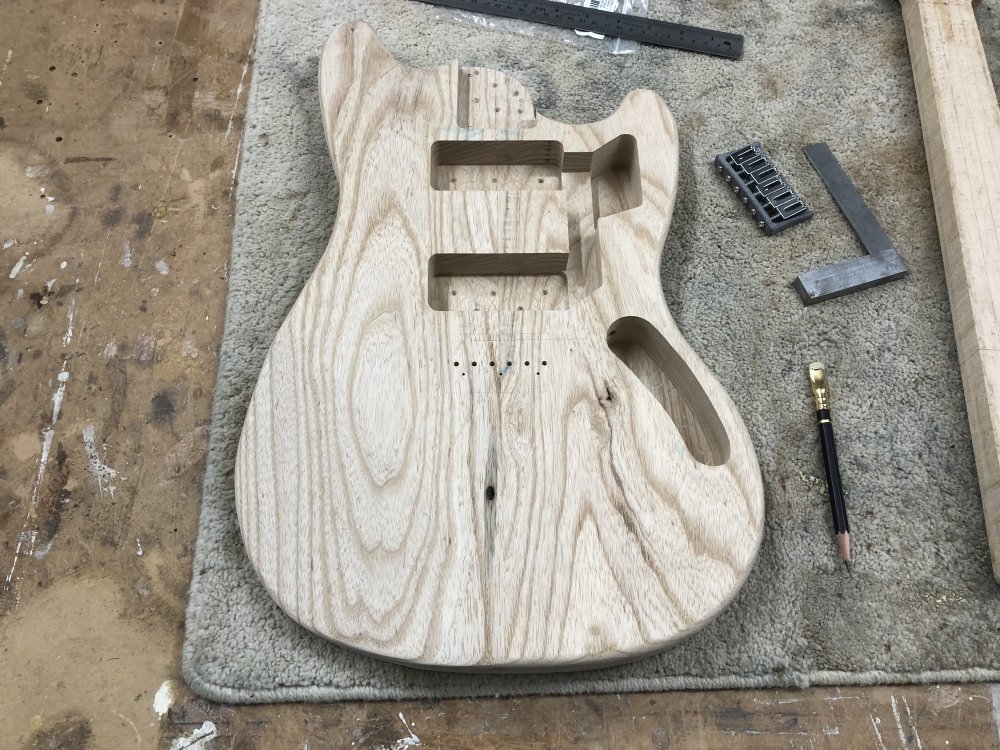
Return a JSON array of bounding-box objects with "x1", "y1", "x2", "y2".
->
[{"x1": 415, "y1": 0, "x2": 743, "y2": 59}]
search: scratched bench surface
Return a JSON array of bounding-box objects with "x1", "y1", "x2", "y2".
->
[{"x1": 1, "y1": 0, "x2": 999, "y2": 747}]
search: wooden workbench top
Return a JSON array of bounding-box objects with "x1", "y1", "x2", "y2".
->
[{"x1": 0, "y1": 0, "x2": 997, "y2": 747}]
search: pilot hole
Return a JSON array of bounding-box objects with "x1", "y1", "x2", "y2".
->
[{"x1": 450, "y1": 360, "x2": 549, "y2": 370}]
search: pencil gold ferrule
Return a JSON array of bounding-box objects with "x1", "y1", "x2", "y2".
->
[{"x1": 808, "y1": 362, "x2": 830, "y2": 411}]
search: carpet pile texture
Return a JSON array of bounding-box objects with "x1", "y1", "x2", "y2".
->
[{"x1": 182, "y1": 0, "x2": 1000, "y2": 702}]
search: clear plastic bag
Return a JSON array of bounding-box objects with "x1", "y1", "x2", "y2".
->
[{"x1": 436, "y1": 0, "x2": 647, "y2": 55}]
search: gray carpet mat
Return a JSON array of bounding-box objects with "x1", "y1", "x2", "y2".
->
[{"x1": 182, "y1": 0, "x2": 1000, "y2": 702}]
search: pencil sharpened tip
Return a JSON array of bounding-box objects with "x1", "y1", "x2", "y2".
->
[
  {"x1": 835, "y1": 532, "x2": 851, "y2": 566},
  {"x1": 844, "y1": 560, "x2": 852, "y2": 575}
]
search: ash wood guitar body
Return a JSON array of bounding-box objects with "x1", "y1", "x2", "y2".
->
[{"x1": 235, "y1": 21, "x2": 764, "y2": 670}]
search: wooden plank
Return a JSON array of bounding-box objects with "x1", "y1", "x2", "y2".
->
[
  {"x1": 234, "y1": 22, "x2": 765, "y2": 670},
  {"x1": 900, "y1": 0, "x2": 1000, "y2": 581}
]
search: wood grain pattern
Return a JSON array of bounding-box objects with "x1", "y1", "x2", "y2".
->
[
  {"x1": 900, "y1": 0, "x2": 1000, "y2": 582},
  {"x1": 234, "y1": 21, "x2": 764, "y2": 670}
]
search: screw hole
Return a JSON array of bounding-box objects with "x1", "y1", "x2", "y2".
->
[
  {"x1": 453, "y1": 361, "x2": 459, "y2": 367},
  {"x1": 472, "y1": 361, "x2": 477, "y2": 366},
  {"x1": 506, "y1": 361, "x2": 512, "y2": 367},
  {"x1": 524, "y1": 361, "x2": 530, "y2": 366},
  {"x1": 489, "y1": 361, "x2": 495, "y2": 367},
  {"x1": 542, "y1": 360, "x2": 547, "y2": 366},
  {"x1": 485, "y1": 485, "x2": 495, "y2": 501}
]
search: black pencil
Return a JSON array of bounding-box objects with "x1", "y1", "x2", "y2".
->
[{"x1": 808, "y1": 362, "x2": 851, "y2": 571}]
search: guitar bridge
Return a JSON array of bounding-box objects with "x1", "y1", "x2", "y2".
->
[{"x1": 715, "y1": 142, "x2": 812, "y2": 236}]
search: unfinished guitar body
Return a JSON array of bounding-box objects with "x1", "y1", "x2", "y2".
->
[{"x1": 235, "y1": 21, "x2": 764, "y2": 670}]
